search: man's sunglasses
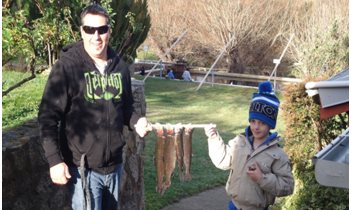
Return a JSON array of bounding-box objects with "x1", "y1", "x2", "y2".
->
[{"x1": 82, "y1": 25, "x2": 110, "y2": 35}]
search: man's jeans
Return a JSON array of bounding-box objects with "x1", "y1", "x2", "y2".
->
[{"x1": 69, "y1": 164, "x2": 123, "y2": 210}]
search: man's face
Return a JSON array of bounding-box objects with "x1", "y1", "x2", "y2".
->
[{"x1": 81, "y1": 14, "x2": 110, "y2": 61}]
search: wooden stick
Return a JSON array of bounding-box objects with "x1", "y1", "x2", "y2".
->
[{"x1": 151, "y1": 123, "x2": 216, "y2": 129}]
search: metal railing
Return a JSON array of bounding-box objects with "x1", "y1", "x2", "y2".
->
[{"x1": 190, "y1": 69, "x2": 302, "y2": 85}]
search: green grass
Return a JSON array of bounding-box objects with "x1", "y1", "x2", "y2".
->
[
  {"x1": 2, "y1": 71, "x2": 285, "y2": 210},
  {"x1": 2, "y1": 71, "x2": 48, "y2": 130}
]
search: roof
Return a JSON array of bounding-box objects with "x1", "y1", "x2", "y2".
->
[
  {"x1": 313, "y1": 128, "x2": 349, "y2": 188},
  {"x1": 305, "y1": 68, "x2": 349, "y2": 119},
  {"x1": 305, "y1": 68, "x2": 349, "y2": 188}
]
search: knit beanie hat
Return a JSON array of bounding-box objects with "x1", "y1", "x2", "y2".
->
[{"x1": 249, "y1": 81, "x2": 280, "y2": 129}]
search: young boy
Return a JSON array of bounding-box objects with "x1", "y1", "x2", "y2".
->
[{"x1": 204, "y1": 81, "x2": 294, "y2": 210}]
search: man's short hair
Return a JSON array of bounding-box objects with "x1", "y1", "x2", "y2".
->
[{"x1": 80, "y1": 4, "x2": 110, "y2": 25}]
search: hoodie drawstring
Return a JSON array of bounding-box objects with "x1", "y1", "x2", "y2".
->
[{"x1": 79, "y1": 154, "x2": 91, "y2": 210}]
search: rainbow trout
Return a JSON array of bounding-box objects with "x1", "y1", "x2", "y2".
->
[
  {"x1": 154, "y1": 123, "x2": 165, "y2": 194},
  {"x1": 174, "y1": 124, "x2": 185, "y2": 181},
  {"x1": 163, "y1": 124, "x2": 177, "y2": 192},
  {"x1": 182, "y1": 126, "x2": 194, "y2": 181}
]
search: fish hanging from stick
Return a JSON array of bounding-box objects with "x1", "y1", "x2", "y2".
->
[
  {"x1": 154, "y1": 123, "x2": 165, "y2": 194},
  {"x1": 151, "y1": 123, "x2": 216, "y2": 194},
  {"x1": 182, "y1": 125, "x2": 194, "y2": 181},
  {"x1": 174, "y1": 124, "x2": 185, "y2": 181},
  {"x1": 163, "y1": 124, "x2": 177, "y2": 192}
]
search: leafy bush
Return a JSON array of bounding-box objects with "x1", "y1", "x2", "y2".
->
[{"x1": 280, "y1": 82, "x2": 348, "y2": 209}]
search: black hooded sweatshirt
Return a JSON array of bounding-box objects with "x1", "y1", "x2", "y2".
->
[{"x1": 38, "y1": 41, "x2": 140, "y2": 174}]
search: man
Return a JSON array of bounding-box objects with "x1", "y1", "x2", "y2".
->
[
  {"x1": 166, "y1": 69, "x2": 175, "y2": 79},
  {"x1": 182, "y1": 69, "x2": 192, "y2": 81},
  {"x1": 38, "y1": 4, "x2": 152, "y2": 210}
]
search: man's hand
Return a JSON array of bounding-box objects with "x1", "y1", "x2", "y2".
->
[
  {"x1": 246, "y1": 161, "x2": 263, "y2": 182},
  {"x1": 50, "y1": 162, "x2": 71, "y2": 185},
  {"x1": 135, "y1": 117, "x2": 152, "y2": 138}
]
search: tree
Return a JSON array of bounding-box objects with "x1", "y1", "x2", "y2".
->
[
  {"x1": 3, "y1": 0, "x2": 150, "y2": 96},
  {"x1": 2, "y1": 0, "x2": 82, "y2": 96},
  {"x1": 144, "y1": 0, "x2": 348, "y2": 77},
  {"x1": 145, "y1": 0, "x2": 294, "y2": 71},
  {"x1": 287, "y1": 0, "x2": 349, "y2": 78},
  {"x1": 142, "y1": 0, "x2": 193, "y2": 62},
  {"x1": 92, "y1": 0, "x2": 151, "y2": 63},
  {"x1": 3, "y1": 0, "x2": 82, "y2": 67}
]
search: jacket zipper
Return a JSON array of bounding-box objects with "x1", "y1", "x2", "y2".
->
[{"x1": 105, "y1": 73, "x2": 111, "y2": 173}]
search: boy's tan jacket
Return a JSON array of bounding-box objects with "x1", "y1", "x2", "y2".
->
[{"x1": 207, "y1": 134, "x2": 294, "y2": 210}]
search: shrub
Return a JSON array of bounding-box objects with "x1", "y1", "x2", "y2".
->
[{"x1": 280, "y1": 82, "x2": 348, "y2": 209}]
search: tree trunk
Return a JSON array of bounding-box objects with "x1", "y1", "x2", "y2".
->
[
  {"x1": 227, "y1": 48, "x2": 246, "y2": 84},
  {"x1": 48, "y1": 42, "x2": 52, "y2": 68}
]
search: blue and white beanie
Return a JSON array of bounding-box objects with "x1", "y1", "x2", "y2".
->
[{"x1": 249, "y1": 81, "x2": 280, "y2": 129}]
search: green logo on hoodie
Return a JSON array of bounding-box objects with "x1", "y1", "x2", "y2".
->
[{"x1": 84, "y1": 71, "x2": 123, "y2": 101}]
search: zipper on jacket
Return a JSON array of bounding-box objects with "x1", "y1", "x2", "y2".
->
[{"x1": 105, "y1": 73, "x2": 111, "y2": 172}]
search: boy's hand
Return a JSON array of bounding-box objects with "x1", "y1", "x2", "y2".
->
[
  {"x1": 204, "y1": 124, "x2": 218, "y2": 138},
  {"x1": 246, "y1": 161, "x2": 263, "y2": 182}
]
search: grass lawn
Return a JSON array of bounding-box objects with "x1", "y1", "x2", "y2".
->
[
  {"x1": 2, "y1": 71, "x2": 48, "y2": 130},
  {"x1": 2, "y1": 71, "x2": 285, "y2": 210}
]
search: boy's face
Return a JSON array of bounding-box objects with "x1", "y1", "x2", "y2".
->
[{"x1": 249, "y1": 119, "x2": 270, "y2": 141}]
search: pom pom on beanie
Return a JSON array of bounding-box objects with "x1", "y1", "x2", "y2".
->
[{"x1": 259, "y1": 81, "x2": 273, "y2": 94}]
